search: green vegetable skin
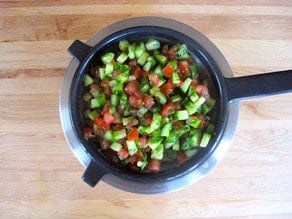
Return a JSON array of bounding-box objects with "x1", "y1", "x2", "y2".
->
[{"x1": 82, "y1": 38, "x2": 216, "y2": 173}]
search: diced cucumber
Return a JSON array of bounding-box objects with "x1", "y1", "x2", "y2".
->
[
  {"x1": 128, "y1": 44, "x2": 136, "y2": 59},
  {"x1": 87, "y1": 110, "x2": 99, "y2": 121},
  {"x1": 161, "y1": 123, "x2": 172, "y2": 137},
  {"x1": 189, "y1": 129, "x2": 201, "y2": 147},
  {"x1": 112, "y1": 129, "x2": 126, "y2": 141},
  {"x1": 117, "y1": 52, "x2": 128, "y2": 64},
  {"x1": 180, "y1": 78, "x2": 192, "y2": 93},
  {"x1": 185, "y1": 96, "x2": 206, "y2": 115},
  {"x1": 154, "y1": 54, "x2": 167, "y2": 65},
  {"x1": 137, "y1": 51, "x2": 149, "y2": 66},
  {"x1": 137, "y1": 106, "x2": 148, "y2": 117},
  {"x1": 186, "y1": 116, "x2": 202, "y2": 128},
  {"x1": 171, "y1": 95, "x2": 182, "y2": 102},
  {"x1": 151, "y1": 144, "x2": 164, "y2": 160},
  {"x1": 119, "y1": 40, "x2": 129, "y2": 51},
  {"x1": 173, "y1": 110, "x2": 189, "y2": 120},
  {"x1": 200, "y1": 132, "x2": 212, "y2": 147},
  {"x1": 110, "y1": 142, "x2": 122, "y2": 152},
  {"x1": 101, "y1": 52, "x2": 115, "y2": 64},
  {"x1": 103, "y1": 130, "x2": 113, "y2": 141},
  {"x1": 84, "y1": 74, "x2": 94, "y2": 87},
  {"x1": 148, "y1": 137, "x2": 163, "y2": 150},
  {"x1": 90, "y1": 93, "x2": 106, "y2": 108},
  {"x1": 110, "y1": 93, "x2": 119, "y2": 106},
  {"x1": 146, "y1": 39, "x2": 160, "y2": 51},
  {"x1": 172, "y1": 71, "x2": 180, "y2": 84},
  {"x1": 105, "y1": 63, "x2": 114, "y2": 75},
  {"x1": 155, "y1": 91, "x2": 167, "y2": 105},
  {"x1": 126, "y1": 140, "x2": 138, "y2": 155}
]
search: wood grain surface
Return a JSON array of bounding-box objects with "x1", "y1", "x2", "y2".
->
[{"x1": 0, "y1": 1, "x2": 291, "y2": 218}]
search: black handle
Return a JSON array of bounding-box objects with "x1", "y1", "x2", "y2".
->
[
  {"x1": 82, "y1": 161, "x2": 106, "y2": 187},
  {"x1": 68, "y1": 39, "x2": 92, "y2": 62},
  {"x1": 224, "y1": 70, "x2": 292, "y2": 102}
]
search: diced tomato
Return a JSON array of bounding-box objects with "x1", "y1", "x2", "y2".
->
[
  {"x1": 143, "y1": 95, "x2": 155, "y2": 109},
  {"x1": 141, "y1": 113, "x2": 152, "y2": 126},
  {"x1": 101, "y1": 80, "x2": 112, "y2": 97},
  {"x1": 161, "y1": 103, "x2": 175, "y2": 117},
  {"x1": 194, "y1": 84, "x2": 209, "y2": 98},
  {"x1": 173, "y1": 121, "x2": 183, "y2": 129},
  {"x1": 173, "y1": 102, "x2": 182, "y2": 110},
  {"x1": 129, "y1": 155, "x2": 140, "y2": 164},
  {"x1": 163, "y1": 64, "x2": 174, "y2": 78},
  {"x1": 160, "y1": 80, "x2": 173, "y2": 96},
  {"x1": 129, "y1": 95, "x2": 144, "y2": 108},
  {"x1": 125, "y1": 81, "x2": 143, "y2": 98},
  {"x1": 178, "y1": 61, "x2": 189, "y2": 75},
  {"x1": 103, "y1": 112, "x2": 116, "y2": 125},
  {"x1": 139, "y1": 136, "x2": 148, "y2": 148},
  {"x1": 128, "y1": 59, "x2": 137, "y2": 67},
  {"x1": 195, "y1": 113, "x2": 209, "y2": 128},
  {"x1": 103, "y1": 148, "x2": 116, "y2": 160},
  {"x1": 148, "y1": 73, "x2": 160, "y2": 86},
  {"x1": 94, "y1": 117, "x2": 109, "y2": 130},
  {"x1": 127, "y1": 127, "x2": 139, "y2": 140},
  {"x1": 167, "y1": 48, "x2": 176, "y2": 60},
  {"x1": 89, "y1": 84, "x2": 99, "y2": 93},
  {"x1": 146, "y1": 159, "x2": 161, "y2": 173},
  {"x1": 112, "y1": 70, "x2": 121, "y2": 79},
  {"x1": 132, "y1": 67, "x2": 143, "y2": 79},
  {"x1": 101, "y1": 103, "x2": 111, "y2": 115},
  {"x1": 118, "y1": 148, "x2": 129, "y2": 160},
  {"x1": 112, "y1": 123, "x2": 124, "y2": 131},
  {"x1": 127, "y1": 118, "x2": 139, "y2": 128},
  {"x1": 100, "y1": 139, "x2": 110, "y2": 150},
  {"x1": 176, "y1": 151, "x2": 189, "y2": 164},
  {"x1": 84, "y1": 128, "x2": 95, "y2": 138}
]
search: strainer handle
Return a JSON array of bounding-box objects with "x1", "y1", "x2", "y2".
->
[
  {"x1": 68, "y1": 40, "x2": 92, "y2": 62},
  {"x1": 82, "y1": 161, "x2": 106, "y2": 187}
]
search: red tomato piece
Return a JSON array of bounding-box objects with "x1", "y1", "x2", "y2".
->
[
  {"x1": 167, "y1": 48, "x2": 176, "y2": 60},
  {"x1": 101, "y1": 139, "x2": 110, "y2": 150},
  {"x1": 101, "y1": 103, "x2": 111, "y2": 115},
  {"x1": 84, "y1": 128, "x2": 95, "y2": 138},
  {"x1": 129, "y1": 155, "x2": 140, "y2": 164},
  {"x1": 124, "y1": 81, "x2": 143, "y2": 98},
  {"x1": 94, "y1": 118, "x2": 109, "y2": 130},
  {"x1": 89, "y1": 84, "x2": 99, "y2": 93},
  {"x1": 178, "y1": 61, "x2": 189, "y2": 74},
  {"x1": 163, "y1": 64, "x2": 174, "y2": 78},
  {"x1": 139, "y1": 136, "x2": 148, "y2": 148},
  {"x1": 127, "y1": 118, "x2": 139, "y2": 128},
  {"x1": 118, "y1": 148, "x2": 129, "y2": 160},
  {"x1": 160, "y1": 80, "x2": 173, "y2": 96},
  {"x1": 194, "y1": 84, "x2": 209, "y2": 98},
  {"x1": 129, "y1": 95, "x2": 144, "y2": 108},
  {"x1": 176, "y1": 151, "x2": 189, "y2": 164},
  {"x1": 148, "y1": 73, "x2": 160, "y2": 86},
  {"x1": 143, "y1": 95, "x2": 155, "y2": 109},
  {"x1": 127, "y1": 127, "x2": 139, "y2": 140},
  {"x1": 132, "y1": 67, "x2": 143, "y2": 79},
  {"x1": 161, "y1": 103, "x2": 175, "y2": 117},
  {"x1": 103, "y1": 112, "x2": 116, "y2": 125},
  {"x1": 146, "y1": 159, "x2": 161, "y2": 173}
]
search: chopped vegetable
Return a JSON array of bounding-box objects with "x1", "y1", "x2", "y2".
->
[{"x1": 82, "y1": 39, "x2": 216, "y2": 173}]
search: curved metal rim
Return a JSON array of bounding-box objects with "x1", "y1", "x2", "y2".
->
[{"x1": 59, "y1": 16, "x2": 239, "y2": 194}]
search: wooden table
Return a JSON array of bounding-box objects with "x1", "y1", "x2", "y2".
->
[{"x1": 1, "y1": 1, "x2": 291, "y2": 218}]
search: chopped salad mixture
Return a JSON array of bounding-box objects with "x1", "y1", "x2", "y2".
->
[{"x1": 82, "y1": 39, "x2": 216, "y2": 173}]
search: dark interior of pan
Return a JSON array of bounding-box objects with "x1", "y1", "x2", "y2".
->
[{"x1": 69, "y1": 26, "x2": 229, "y2": 183}]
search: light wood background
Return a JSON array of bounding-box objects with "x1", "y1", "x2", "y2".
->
[{"x1": 0, "y1": 1, "x2": 291, "y2": 218}]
